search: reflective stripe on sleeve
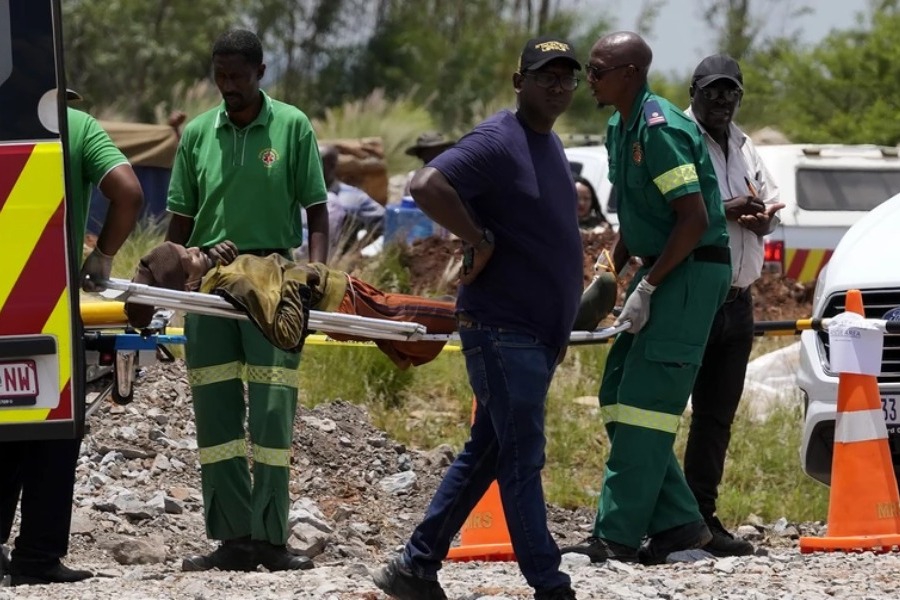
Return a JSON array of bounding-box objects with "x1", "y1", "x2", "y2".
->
[
  {"x1": 198, "y1": 438, "x2": 247, "y2": 465},
  {"x1": 835, "y1": 409, "x2": 888, "y2": 443},
  {"x1": 188, "y1": 361, "x2": 243, "y2": 387},
  {"x1": 653, "y1": 164, "x2": 698, "y2": 196},
  {"x1": 601, "y1": 403, "x2": 681, "y2": 434},
  {"x1": 253, "y1": 444, "x2": 292, "y2": 468}
]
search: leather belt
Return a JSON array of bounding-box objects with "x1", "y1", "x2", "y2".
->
[{"x1": 641, "y1": 245, "x2": 730, "y2": 270}]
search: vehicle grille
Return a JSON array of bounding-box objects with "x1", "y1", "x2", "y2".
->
[{"x1": 819, "y1": 289, "x2": 900, "y2": 382}]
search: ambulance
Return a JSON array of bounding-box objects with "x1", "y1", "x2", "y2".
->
[
  {"x1": 0, "y1": 0, "x2": 86, "y2": 441},
  {"x1": 757, "y1": 144, "x2": 900, "y2": 282}
]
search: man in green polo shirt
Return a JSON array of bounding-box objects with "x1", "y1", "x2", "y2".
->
[
  {"x1": 561, "y1": 31, "x2": 731, "y2": 565},
  {"x1": 165, "y1": 29, "x2": 329, "y2": 573}
]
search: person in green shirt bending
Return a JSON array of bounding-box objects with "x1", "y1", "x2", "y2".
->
[
  {"x1": 562, "y1": 31, "x2": 731, "y2": 565},
  {"x1": 1, "y1": 96, "x2": 143, "y2": 586},
  {"x1": 165, "y1": 29, "x2": 329, "y2": 573}
]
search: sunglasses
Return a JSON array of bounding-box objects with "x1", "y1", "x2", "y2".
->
[
  {"x1": 523, "y1": 71, "x2": 579, "y2": 91},
  {"x1": 700, "y1": 87, "x2": 743, "y2": 102},
  {"x1": 585, "y1": 64, "x2": 630, "y2": 82}
]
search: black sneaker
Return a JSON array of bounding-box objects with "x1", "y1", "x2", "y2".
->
[
  {"x1": 8, "y1": 561, "x2": 93, "y2": 586},
  {"x1": 559, "y1": 536, "x2": 638, "y2": 563},
  {"x1": 182, "y1": 537, "x2": 257, "y2": 572},
  {"x1": 535, "y1": 585, "x2": 578, "y2": 599},
  {"x1": 702, "y1": 516, "x2": 754, "y2": 557},
  {"x1": 255, "y1": 541, "x2": 314, "y2": 571},
  {"x1": 638, "y1": 520, "x2": 713, "y2": 565},
  {"x1": 372, "y1": 555, "x2": 447, "y2": 600}
]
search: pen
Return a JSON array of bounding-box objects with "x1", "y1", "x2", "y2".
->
[{"x1": 744, "y1": 176, "x2": 758, "y2": 198}]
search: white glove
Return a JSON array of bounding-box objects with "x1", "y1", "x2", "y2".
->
[
  {"x1": 80, "y1": 247, "x2": 114, "y2": 292},
  {"x1": 614, "y1": 276, "x2": 657, "y2": 333}
]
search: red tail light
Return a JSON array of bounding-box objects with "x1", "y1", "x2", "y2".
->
[{"x1": 764, "y1": 239, "x2": 784, "y2": 264}]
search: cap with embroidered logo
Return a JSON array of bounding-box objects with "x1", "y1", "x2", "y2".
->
[{"x1": 518, "y1": 36, "x2": 581, "y2": 72}]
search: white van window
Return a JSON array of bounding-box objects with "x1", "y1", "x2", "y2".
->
[{"x1": 796, "y1": 168, "x2": 900, "y2": 211}]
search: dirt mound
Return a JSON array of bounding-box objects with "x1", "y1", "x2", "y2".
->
[{"x1": 404, "y1": 232, "x2": 814, "y2": 323}]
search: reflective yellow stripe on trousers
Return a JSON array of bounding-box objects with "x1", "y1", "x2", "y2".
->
[
  {"x1": 199, "y1": 439, "x2": 247, "y2": 465},
  {"x1": 601, "y1": 403, "x2": 681, "y2": 434},
  {"x1": 188, "y1": 361, "x2": 300, "y2": 389},
  {"x1": 253, "y1": 444, "x2": 292, "y2": 468}
]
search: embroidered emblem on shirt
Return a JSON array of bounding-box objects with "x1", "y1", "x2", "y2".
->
[
  {"x1": 632, "y1": 142, "x2": 643, "y2": 165},
  {"x1": 260, "y1": 148, "x2": 279, "y2": 168}
]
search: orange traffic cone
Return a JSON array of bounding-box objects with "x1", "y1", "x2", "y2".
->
[
  {"x1": 800, "y1": 289, "x2": 900, "y2": 553},
  {"x1": 446, "y1": 398, "x2": 516, "y2": 562}
]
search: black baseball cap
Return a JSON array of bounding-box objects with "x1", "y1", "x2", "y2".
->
[
  {"x1": 518, "y1": 36, "x2": 581, "y2": 72},
  {"x1": 692, "y1": 54, "x2": 743, "y2": 89}
]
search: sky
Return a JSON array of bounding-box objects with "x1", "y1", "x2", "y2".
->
[{"x1": 574, "y1": 0, "x2": 871, "y2": 76}]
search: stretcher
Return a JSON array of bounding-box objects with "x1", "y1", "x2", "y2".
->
[{"x1": 79, "y1": 279, "x2": 631, "y2": 418}]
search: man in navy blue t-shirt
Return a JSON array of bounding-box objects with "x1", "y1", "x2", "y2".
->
[{"x1": 372, "y1": 36, "x2": 584, "y2": 600}]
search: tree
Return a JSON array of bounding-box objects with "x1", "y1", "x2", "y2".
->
[
  {"x1": 698, "y1": 0, "x2": 810, "y2": 61},
  {"x1": 63, "y1": 0, "x2": 245, "y2": 121},
  {"x1": 751, "y1": 2, "x2": 900, "y2": 144}
]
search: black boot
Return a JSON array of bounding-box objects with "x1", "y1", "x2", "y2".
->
[
  {"x1": 182, "y1": 537, "x2": 257, "y2": 572},
  {"x1": 702, "y1": 516, "x2": 754, "y2": 557},
  {"x1": 8, "y1": 560, "x2": 93, "y2": 586},
  {"x1": 255, "y1": 541, "x2": 313, "y2": 571},
  {"x1": 559, "y1": 535, "x2": 638, "y2": 563},
  {"x1": 638, "y1": 520, "x2": 713, "y2": 565}
]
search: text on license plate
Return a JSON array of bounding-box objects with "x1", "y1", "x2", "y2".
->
[
  {"x1": 0, "y1": 360, "x2": 39, "y2": 403},
  {"x1": 883, "y1": 396, "x2": 900, "y2": 432}
]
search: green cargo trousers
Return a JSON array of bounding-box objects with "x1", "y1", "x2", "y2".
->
[
  {"x1": 593, "y1": 259, "x2": 730, "y2": 548},
  {"x1": 185, "y1": 313, "x2": 301, "y2": 545}
]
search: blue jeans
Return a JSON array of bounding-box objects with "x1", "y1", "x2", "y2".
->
[{"x1": 403, "y1": 323, "x2": 570, "y2": 592}]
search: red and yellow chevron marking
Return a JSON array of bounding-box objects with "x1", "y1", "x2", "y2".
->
[
  {"x1": 0, "y1": 142, "x2": 73, "y2": 424},
  {"x1": 784, "y1": 248, "x2": 834, "y2": 283}
]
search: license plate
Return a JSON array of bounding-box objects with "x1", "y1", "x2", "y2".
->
[
  {"x1": 883, "y1": 396, "x2": 900, "y2": 434},
  {"x1": 0, "y1": 359, "x2": 39, "y2": 407}
]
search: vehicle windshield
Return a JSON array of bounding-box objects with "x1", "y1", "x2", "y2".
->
[{"x1": 796, "y1": 168, "x2": 900, "y2": 211}]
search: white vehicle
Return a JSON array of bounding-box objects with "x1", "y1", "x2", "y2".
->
[
  {"x1": 756, "y1": 144, "x2": 900, "y2": 282},
  {"x1": 797, "y1": 192, "x2": 900, "y2": 485},
  {"x1": 564, "y1": 144, "x2": 618, "y2": 230}
]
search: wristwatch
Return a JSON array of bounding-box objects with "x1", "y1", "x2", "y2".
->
[{"x1": 475, "y1": 228, "x2": 495, "y2": 250}]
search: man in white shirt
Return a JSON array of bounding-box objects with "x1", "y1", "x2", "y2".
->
[{"x1": 683, "y1": 54, "x2": 785, "y2": 557}]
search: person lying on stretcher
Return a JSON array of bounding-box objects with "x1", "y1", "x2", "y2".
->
[{"x1": 124, "y1": 241, "x2": 457, "y2": 369}]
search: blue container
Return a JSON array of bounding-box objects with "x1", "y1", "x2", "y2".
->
[{"x1": 385, "y1": 197, "x2": 441, "y2": 244}]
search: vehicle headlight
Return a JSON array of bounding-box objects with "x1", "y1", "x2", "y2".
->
[{"x1": 812, "y1": 264, "x2": 828, "y2": 313}]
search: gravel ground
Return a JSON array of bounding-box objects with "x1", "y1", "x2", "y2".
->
[{"x1": 2, "y1": 361, "x2": 895, "y2": 599}]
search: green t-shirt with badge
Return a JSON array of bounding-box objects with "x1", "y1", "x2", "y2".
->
[
  {"x1": 167, "y1": 91, "x2": 327, "y2": 250},
  {"x1": 67, "y1": 107, "x2": 130, "y2": 259},
  {"x1": 606, "y1": 84, "x2": 728, "y2": 258}
]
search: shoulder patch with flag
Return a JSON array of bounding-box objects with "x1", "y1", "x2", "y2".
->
[{"x1": 642, "y1": 100, "x2": 667, "y2": 127}]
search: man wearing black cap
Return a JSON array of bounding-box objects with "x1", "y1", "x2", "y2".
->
[
  {"x1": 683, "y1": 54, "x2": 783, "y2": 557},
  {"x1": 373, "y1": 35, "x2": 584, "y2": 600}
]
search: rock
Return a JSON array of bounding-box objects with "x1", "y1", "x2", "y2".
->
[
  {"x1": 102, "y1": 536, "x2": 168, "y2": 565},
  {"x1": 378, "y1": 471, "x2": 417, "y2": 495}
]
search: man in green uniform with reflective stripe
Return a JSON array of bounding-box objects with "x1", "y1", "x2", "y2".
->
[
  {"x1": 165, "y1": 29, "x2": 329, "y2": 572},
  {"x1": 562, "y1": 31, "x2": 731, "y2": 565}
]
